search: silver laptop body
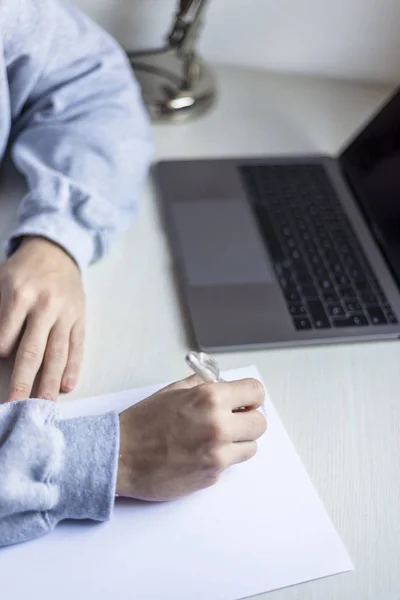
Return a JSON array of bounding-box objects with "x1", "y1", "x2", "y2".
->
[{"x1": 154, "y1": 90, "x2": 400, "y2": 350}]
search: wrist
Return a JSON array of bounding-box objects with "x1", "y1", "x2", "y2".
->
[
  {"x1": 14, "y1": 236, "x2": 79, "y2": 270},
  {"x1": 116, "y1": 413, "x2": 129, "y2": 497}
]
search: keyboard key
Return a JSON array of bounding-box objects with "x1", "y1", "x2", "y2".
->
[
  {"x1": 273, "y1": 205, "x2": 284, "y2": 215},
  {"x1": 300, "y1": 231, "x2": 312, "y2": 241},
  {"x1": 293, "y1": 317, "x2": 312, "y2": 331},
  {"x1": 304, "y1": 242, "x2": 318, "y2": 255},
  {"x1": 288, "y1": 302, "x2": 307, "y2": 316},
  {"x1": 317, "y1": 277, "x2": 334, "y2": 291},
  {"x1": 316, "y1": 228, "x2": 329, "y2": 240},
  {"x1": 340, "y1": 286, "x2": 357, "y2": 299},
  {"x1": 311, "y1": 217, "x2": 323, "y2": 228},
  {"x1": 327, "y1": 303, "x2": 346, "y2": 317},
  {"x1": 307, "y1": 301, "x2": 331, "y2": 329},
  {"x1": 301, "y1": 285, "x2": 319, "y2": 299},
  {"x1": 338, "y1": 243, "x2": 352, "y2": 256},
  {"x1": 296, "y1": 270, "x2": 314, "y2": 286},
  {"x1": 277, "y1": 216, "x2": 289, "y2": 226},
  {"x1": 331, "y1": 263, "x2": 345, "y2": 275},
  {"x1": 310, "y1": 255, "x2": 322, "y2": 266},
  {"x1": 291, "y1": 256, "x2": 309, "y2": 273},
  {"x1": 344, "y1": 300, "x2": 363, "y2": 313},
  {"x1": 297, "y1": 220, "x2": 307, "y2": 231},
  {"x1": 285, "y1": 288, "x2": 301, "y2": 302},
  {"x1": 314, "y1": 266, "x2": 329, "y2": 279},
  {"x1": 334, "y1": 274, "x2": 350, "y2": 286},
  {"x1": 370, "y1": 283, "x2": 384, "y2": 296},
  {"x1": 355, "y1": 281, "x2": 373, "y2": 293},
  {"x1": 333, "y1": 315, "x2": 368, "y2": 327},
  {"x1": 327, "y1": 220, "x2": 342, "y2": 232},
  {"x1": 321, "y1": 239, "x2": 332, "y2": 250},
  {"x1": 348, "y1": 267, "x2": 366, "y2": 282},
  {"x1": 366, "y1": 306, "x2": 387, "y2": 325},
  {"x1": 376, "y1": 294, "x2": 393, "y2": 309},
  {"x1": 274, "y1": 263, "x2": 285, "y2": 277},
  {"x1": 323, "y1": 291, "x2": 339, "y2": 303},
  {"x1": 360, "y1": 292, "x2": 378, "y2": 305},
  {"x1": 386, "y1": 310, "x2": 398, "y2": 324}
]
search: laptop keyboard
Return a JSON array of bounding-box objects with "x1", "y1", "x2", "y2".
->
[{"x1": 240, "y1": 164, "x2": 398, "y2": 331}]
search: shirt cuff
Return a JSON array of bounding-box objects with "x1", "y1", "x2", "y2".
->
[
  {"x1": 4, "y1": 212, "x2": 97, "y2": 272},
  {"x1": 53, "y1": 412, "x2": 119, "y2": 524}
]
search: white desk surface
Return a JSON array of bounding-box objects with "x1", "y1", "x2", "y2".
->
[{"x1": 0, "y1": 65, "x2": 399, "y2": 600}]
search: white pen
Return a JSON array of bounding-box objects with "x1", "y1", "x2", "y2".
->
[{"x1": 185, "y1": 351, "x2": 223, "y2": 383}]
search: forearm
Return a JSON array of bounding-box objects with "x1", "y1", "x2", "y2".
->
[
  {"x1": 5, "y1": 0, "x2": 152, "y2": 271},
  {"x1": 0, "y1": 400, "x2": 119, "y2": 547}
]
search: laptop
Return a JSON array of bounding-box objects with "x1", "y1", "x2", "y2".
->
[{"x1": 154, "y1": 88, "x2": 400, "y2": 351}]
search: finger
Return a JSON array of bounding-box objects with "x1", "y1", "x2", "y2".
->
[
  {"x1": 214, "y1": 441, "x2": 258, "y2": 471},
  {"x1": 37, "y1": 323, "x2": 70, "y2": 401},
  {"x1": 61, "y1": 320, "x2": 85, "y2": 393},
  {"x1": 7, "y1": 313, "x2": 53, "y2": 402},
  {"x1": 229, "y1": 410, "x2": 267, "y2": 442},
  {"x1": 161, "y1": 374, "x2": 204, "y2": 393},
  {"x1": 0, "y1": 293, "x2": 30, "y2": 357},
  {"x1": 207, "y1": 378, "x2": 265, "y2": 411}
]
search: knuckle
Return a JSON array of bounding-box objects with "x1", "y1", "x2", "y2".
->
[
  {"x1": 259, "y1": 413, "x2": 268, "y2": 435},
  {"x1": 37, "y1": 292, "x2": 57, "y2": 313},
  {"x1": 247, "y1": 442, "x2": 258, "y2": 460},
  {"x1": 250, "y1": 411, "x2": 268, "y2": 438},
  {"x1": 248, "y1": 378, "x2": 265, "y2": 399},
  {"x1": 207, "y1": 416, "x2": 225, "y2": 442},
  {"x1": 41, "y1": 378, "x2": 60, "y2": 394},
  {"x1": 239, "y1": 442, "x2": 258, "y2": 464},
  {"x1": 10, "y1": 381, "x2": 31, "y2": 398},
  {"x1": 19, "y1": 344, "x2": 40, "y2": 363},
  {"x1": 71, "y1": 337, "x2": 84, "y2": 352},
  {"x1": 63, "y1": 307, "x2": 78, "y2": 322},
  {"x1": 1, "y1": 270, "x2": 14, "y2": 289},
  {"x1": 199, "y1": 384, "x2": 221, "y2": 409},
  {"x1": 0, "y1": 342, "x2": 11, "y2": 358},
  {"x1": 47, "y1": 345, "x2": 66, "y2": 363},
  {"x1": 206, "y1": 449, "x2": 226, "y2": 473},
  {"x1": 10, "y1": 282, "x2": 31, "y2": 306}
]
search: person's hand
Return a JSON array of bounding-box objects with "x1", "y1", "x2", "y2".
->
[
  {"x1": 0, "y1": 237, "x2": 85, "y2": 402},
  {"x1": 117, "y1": 376, "x2": 267, "y2": 501}
]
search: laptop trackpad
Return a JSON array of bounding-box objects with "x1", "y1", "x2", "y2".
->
[{"x1": 171, "y1": 200, "x2": 273, "y2": 286}]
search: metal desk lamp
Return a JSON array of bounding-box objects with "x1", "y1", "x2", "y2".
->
[{"x1": 127, "y1": 0, "x2": 216, "y2": 122}]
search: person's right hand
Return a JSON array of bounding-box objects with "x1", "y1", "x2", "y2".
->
[{"x1": 116, "y1": 376, "x2": 267, "y2": 501}]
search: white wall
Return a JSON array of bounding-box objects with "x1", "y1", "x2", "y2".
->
[{"x1": 73, "y1": 0, "x2": 400, "y2": 84}]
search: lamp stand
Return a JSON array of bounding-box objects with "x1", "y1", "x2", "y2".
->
[{"x1": 127, "y1": 0, "x2": 216, "y2": 123}]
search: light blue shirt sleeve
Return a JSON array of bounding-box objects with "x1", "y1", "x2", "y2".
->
[
  {"x1": 0, "y1": 400, "x2": 120, "y2": 547},
  {"x1": 3, "y1": 0, "x2": 153, "y2": 271}
]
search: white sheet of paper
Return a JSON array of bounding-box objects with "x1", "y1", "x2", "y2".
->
[{"x1": 0, "y1": 366, "x2": 353, "y2": 599}]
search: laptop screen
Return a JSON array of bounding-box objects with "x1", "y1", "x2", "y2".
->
[{"x1": 339, "y1": 89, "x2": 400, "y2": 285}]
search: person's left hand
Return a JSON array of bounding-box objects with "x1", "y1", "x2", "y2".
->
[{"x1": 0, "y1": 237, "x2": 85, "y2": 402}]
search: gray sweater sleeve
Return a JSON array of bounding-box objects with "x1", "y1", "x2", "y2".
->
[{"x1": 0, "y1": 400, "x2": 119, "y2": 547}]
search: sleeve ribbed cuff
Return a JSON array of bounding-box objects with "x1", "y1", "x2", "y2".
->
[
  {"x1": 54, "y1": 412, "x2": 119, "y2": 523},
  {"x1": 5, "y1": 212, "x2": 97, "y2": 272}
]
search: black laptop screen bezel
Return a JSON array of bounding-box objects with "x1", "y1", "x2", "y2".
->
[{"x1": 339, "y1": 88, "x2": 400, "y2": 286}]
